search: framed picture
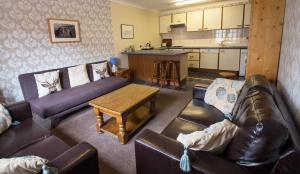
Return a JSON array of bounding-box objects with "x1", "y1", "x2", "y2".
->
[
  {"x1": 48, "y1": 18, "x2": 81, "y2": 43},
  {"x1": 121, "y1": 24, "x2": 134, "y2": 39}
]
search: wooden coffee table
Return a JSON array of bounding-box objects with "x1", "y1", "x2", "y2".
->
[{"x1": 89, "y1": 84, "x2": 160, "y2": 144}]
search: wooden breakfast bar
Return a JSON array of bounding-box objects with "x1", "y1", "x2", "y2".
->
[{"x1": 122, "y1": 50, "x2": 190, "y2": 84}]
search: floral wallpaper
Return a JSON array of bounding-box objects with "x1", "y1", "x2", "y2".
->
[
  {"x1": 0, "y1": 0, "x2": 114, "y2": 103},
  {"x1": 277, "y1": 0, "x2": 300, "y2": 131}
]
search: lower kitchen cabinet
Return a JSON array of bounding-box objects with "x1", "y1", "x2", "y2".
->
[
  {"x1": 200, "y1": 49, "x2": 219, "y2": 69},
  {"x1": 188, "y1": 60, "x2": 200, "y2": 68},
  {"x1": 219, "y1": 49, "x2": 240, "y2": 71}
]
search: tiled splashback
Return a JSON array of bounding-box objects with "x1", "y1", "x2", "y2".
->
[{"x1": 161, "y1": 28, "x2": 249, "y2": 46}]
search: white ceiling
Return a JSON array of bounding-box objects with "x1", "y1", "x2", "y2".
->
[{"x1": 111, "y1": 0, "x2": 236, "y2": 11}]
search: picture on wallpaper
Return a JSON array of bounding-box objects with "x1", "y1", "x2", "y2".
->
[{"x1": 48, "y1": 18, "x2": 81, "y2": 43}]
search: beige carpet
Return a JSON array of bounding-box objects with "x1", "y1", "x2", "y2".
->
[{"x1": 53, "y1": 88, "x2": 192, "y2": 174}]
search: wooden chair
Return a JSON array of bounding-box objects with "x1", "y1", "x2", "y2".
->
[
  {"x1": 165, "y1": 61, "x2": 180, "y2": 88},
  {"x1": 151, "y1": 61, "x2": 164, "y2": 87}
]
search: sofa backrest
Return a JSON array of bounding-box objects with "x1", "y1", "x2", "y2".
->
[{"x1": 18, "y1": 60, "x2": 108, "y2": 101}]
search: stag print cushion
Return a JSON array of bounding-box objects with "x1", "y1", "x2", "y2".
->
[
  {"x1": 204, "y1": 78, "x2": 245, "y2": 119},
  {"x1": 34, "y1": 71, "x2": 62, "y2": 98},
  {"x1": 68, "y1": 64, "x2": 90, "y2": 87},
  {"x1": 92, "y1": 62, "x2": 110, "y2": 81},
  {"x1": 0, "y1": 104, "x2": 12, "y2": 134}
]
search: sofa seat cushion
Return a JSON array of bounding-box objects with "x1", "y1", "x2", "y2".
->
[
  {"x1": 0, "y1": 119, "x2": 50, "y2": 158},
  {"x1": 30, "y1": 77, "x2": 128, "y2": 118},
  {"x1": 11, "y1": 136, "x2": 70, "y2": 161},
  {"x1": 162, "y1": 118, "x2": 207, "y2": 140},
  {"x1": 179, "y1": 99, "x2": 225, "y2": 127}
]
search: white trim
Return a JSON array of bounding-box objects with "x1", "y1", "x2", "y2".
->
[{"x1": 110, "y1": 0, "x2": 159, "y2": 12}]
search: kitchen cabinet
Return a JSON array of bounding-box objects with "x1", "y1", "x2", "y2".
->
[
  {"x1": 187, "y1": 52, "x2": 200, "y2": 61},
  {"x1": 188, "y1": 60, "x2": 200, "y2": 68},
  {"x1": 172, "y1": 13, "x2": 186, "y2": 25},
  {"x1": 222, "y1": 5, "x2": 244, "y2": 29},
  {"x1": 160, "y1": 15, "x2": 172, "y2": 33},
  {"x1": 203, "y1": 8, "x2": 222, "y2": 30},
  {"x1": 219, "y1": 49, "x2": 240, "y2": 71},
  {"x1": 200, "y1": 49, "x2": 219, "y2": 69},
  {"x1": 187, "y1": 10, "x2": 203, "y2": 31},
  {"x1": 244, "y1": 3, "x2": 251, "y2": 27}
]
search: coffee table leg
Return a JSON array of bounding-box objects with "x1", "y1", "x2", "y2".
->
[
  {"x1": 93, "y1": 108, "x2": 104, "y2": 133},
  {"x1": 116, "y1": 116, "x2": 127, "y2": 144},
  {"x1": 149, "y1": 96, "x2": 156, "y2": 115}
]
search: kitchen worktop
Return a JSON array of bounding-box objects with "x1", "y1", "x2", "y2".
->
[
  {"x1": 122, "y1": 49, "x2": 190, "y2": 56},
  {"x1": 161, "y1": 45, "x2": 248, "y2": 49}
]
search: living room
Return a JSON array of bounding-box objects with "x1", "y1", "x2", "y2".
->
[{"x1": 0, "y1": 0, "x2": 299, "y2": 174}]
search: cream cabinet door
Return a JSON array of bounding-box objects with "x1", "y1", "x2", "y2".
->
[
  {"x1": 160, "y1": 15, "x2": 172, "y2": 33},
  {"x1": 219, "y1": 49, "x2": 240, "y2": 71},
  {"x1": 187, "y1": 10, "x2": 203, "y2": 31},
  {"x1": 244, "y1": 3, "x2": 251, "y2": 27},
  {"x1": 172, "y1": 13, "x2": 186, "y2": 24},
  {"x1": 222, "y1": 5, "x2": 244, "y2": 29},
  {"x1": 203, "y1": 8, "x2": 222, "y2": 30},
  {"x1": 200, "y1": 49, "x2": 219, "y2": 69},
  {"x1": 188, "y1": 61, "x2": 200, "y2": 68},
  {"x1": 188, "y1": 52, "x2": 200, "y2": 61}
]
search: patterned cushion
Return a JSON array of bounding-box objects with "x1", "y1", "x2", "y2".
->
[
  {"x1": 0, "y1": 104, "x2": 12, "y2": 134},
  {"x1": 34, "y1": 70, "x2": 62, "y2": 98},
  {"x1": 204, "y1": 78, "x2": 245, "y2": 118},
  {"x1": 92, "y1": 62, "x2": 110, "y2": 81}
]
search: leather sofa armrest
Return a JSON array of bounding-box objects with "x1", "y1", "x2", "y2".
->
[
  {"x1": 135, "y1": 129, "x2": 246, "y2": 174},
  {"x1": 193, "y1": 86, "x2": 207, "y2": 101},
  {"x1": 6, "y1": 101, "x2": 32, "y2": 121},
  {"x1": 271, "y1": 149, "x2": 300, "y2": 174},
  {"x1": 48, "y1": 142, "x2": 99, "y2": 174}
]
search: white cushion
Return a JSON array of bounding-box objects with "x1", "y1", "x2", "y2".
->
[
  {"x1": 68, "y1": 65, "x2": 90, "y2": 87},
  {"x1": 204, "y1": 78, "x2": 245, "y2": 117},
  {"x1": 177, "y1": 119, "x2": 239, "y2": 153},
  {"x1": 0, "y1": 104, "x2": 12, "y2": 134},
  {"x1": 92, "y1": 62, "x2": 110, "y2": 81},
  {"x1": 34, "y1": 70, "x2": 62, "y2": 98},
  {"x1": 0, "y1": 156, "x2": 48, "y2": 174}
]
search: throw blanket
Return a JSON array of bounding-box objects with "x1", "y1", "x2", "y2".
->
[{"x1": 204, "y1": 78, "x2": 245, "y2": 118}]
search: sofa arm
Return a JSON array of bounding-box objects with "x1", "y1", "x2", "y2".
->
[
  {"x1": 135, "y1": 129, "x2": 246, "y2": 174},
  {"x1": 48, "y1": 142, "x2": 99, "y2": 174},
  {"x1": 271, "y1": 149, "x2": 300, "y2": 174},
  {"x1": 6, "y1": 101, "x2": 32, "y2": 121},
  {"x1": 193, "y1": 86, "x2": 207, "y2": 101}
]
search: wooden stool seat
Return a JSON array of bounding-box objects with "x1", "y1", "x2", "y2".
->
[{"x1": 219, "y1": 72, "x2": 237, "y2": 79}]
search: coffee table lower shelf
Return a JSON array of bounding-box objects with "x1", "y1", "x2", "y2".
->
[{"x1": 100, "y1": 106, "x2": 154, "y2": 142}]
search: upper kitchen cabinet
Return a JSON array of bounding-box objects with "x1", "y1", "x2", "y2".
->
[
  {"x1": 172, "y1": 13, "x2": 186, "y2": 25},
  {"x1": 203, "y1": 8, "x2": 222, "y2": 30},
  {"x1": 222, "y1": 5, "x2": 244, "y2": 29},
  {"x1": 160, "y1": 15, "x2": 172, "y2": 34},
  {"x1": 187, "y1": 10, "x2": 203, "y2": 31},
  {"x1": 244, "y1": 3, "x2": 251, "y2": 27}
]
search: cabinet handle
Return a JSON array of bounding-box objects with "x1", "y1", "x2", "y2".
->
[
  {"x1": 203, "y1": 28, "x2": 208, "y2": 30},
  {"x1": 177, "y1": 20, "x2": 181, "y2": 22},
  {"x1": 237, "y1": 25, "x2": 242, "y2": 27},
  {"x1": 244, "y1": 24, "x2": 250, "y2": 27}
]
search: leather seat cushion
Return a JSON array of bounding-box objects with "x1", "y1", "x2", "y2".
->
[
  {"x1": 162, "y1": 118, "x2": 207, "y2": 140},
  {"x1": 30, "y1": 77, "x2": 128, "y2": 118},
  {"x1": 0, "y1": 119, "x2": 50, "y2": 158},
  {"x1": 11, "y1": 136, "x2": 70, "y2": 161},
  {"x1": 179, "y1": 99, "x2": 225, "y2": 127}
]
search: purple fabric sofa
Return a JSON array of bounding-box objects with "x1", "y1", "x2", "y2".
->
[{"x1": 19, "y1": 61, "x2": 129, "y2": 128}]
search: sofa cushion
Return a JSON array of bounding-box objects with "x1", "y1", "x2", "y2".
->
[
  {"x1": 11, "y1": 136, "x2": 70, "y2": 161},
  {"x1": 162, "y1": 118, "x2": 207, "y2": 140},
  {"x1": 30, "y1": 77, "x2": 128, "y2": 118},
  {"x1": 226, "y1": 90, "x2": 289, "y2": 167},
  {"x1": 0, "y1": 119, "x2": 50, "y2": 158},
  {"x1": 179, "y1": 99, "x2": 225, "y2": 127}
]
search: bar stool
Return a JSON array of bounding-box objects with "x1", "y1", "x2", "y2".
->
[
  {"x1": 151, "y1": 61, "x2": 164, "y2": 87},
  {"x1": 165, "y1": 61, "x2": 180, "y2": 88},
  {"x1": 218, "y1": 71, "x2": 237, "y2": 79}
]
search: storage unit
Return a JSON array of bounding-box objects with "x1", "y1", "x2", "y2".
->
[
  {"x1": 219, "y1": 49, "x2": 240, "y2": 71},
  {"x1": 188, "y1": 60, "x2": 200, "y2": 68},
  {"x1": 160, "y1": 15, "x2": 172, "y2": 33},
  {"x1": 187, "y1": 10, "x2": 203, "y2": 31},
  {"x1": 172, "y1": 13, "x2": 186, "y2": 25},
  {"x1": 239, "y1": 49, "x2": 248, "y2": 76},
  {"x1": 244, "y1": 3, "x2": 251, "y2": 27},
  {"x1": 187, "y1": 52, "x2": 200, "y2": 61},
  {"x1": 200, "y1": 49, "x2": 219, "y2": 69},
  {"x1": 203, "y1": 8, "x2": 222, "y2": 30},
  {"x1": 222, "y1": 5, "x2": 244, "y2": 29}
]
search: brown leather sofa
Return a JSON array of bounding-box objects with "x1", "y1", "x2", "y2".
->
[
  {"x1": 135, "y1": 75, "x2": 300, "y2": 174},
  {"x1": 0, "y1": 101, "x2": 99, "y2": 174}
]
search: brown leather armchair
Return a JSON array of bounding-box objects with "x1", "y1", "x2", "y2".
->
[
  {"x1": 0, "y1": 101, "x2": 100, "y2": 174},
  {"x1": 135, "y1": 75, "x2": 300, "y2": 174}
]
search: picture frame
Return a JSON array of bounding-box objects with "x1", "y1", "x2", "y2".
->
[
  {"x1": 48, "y1": 18, "x2": 81, "y2": 43},
  {"x1": 121, "y1": 24, "x2": 134, "y2": 39}
]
